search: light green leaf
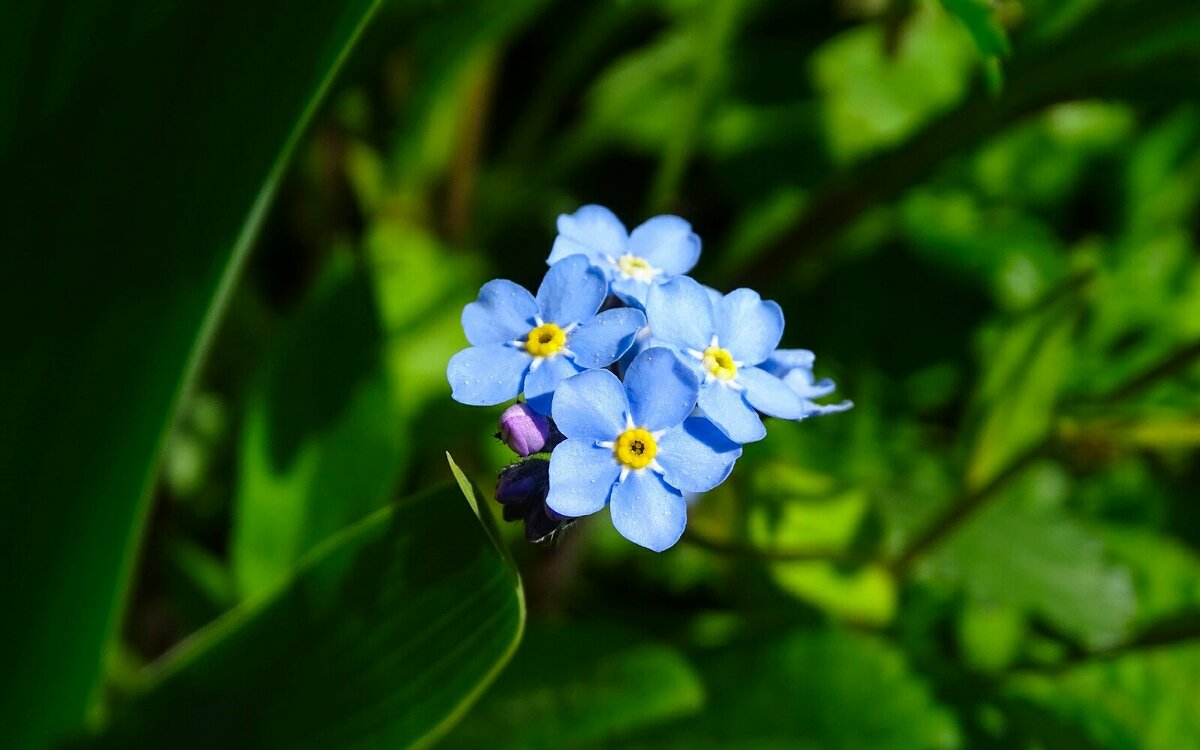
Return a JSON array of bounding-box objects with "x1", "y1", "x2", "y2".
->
[
  {"x1": 232, "y1": 263, "x2": 403, "y2": 597},
  {"x1": 749, "y1": 488, "x2": 897, "y2": 624},
  {"x1": 812, "y1": 1, "x2": 975, "y2": 163},
  {"x1": 966, "y1": 306, "x2": 1078, "y2": 488},
  {"x1": 438, "y1": 623, "x2": 704, "y2": 750},
  {"x1": 75, "y1": 463, "x2": 525, "y2": 749},
  {"x1": 958, "y1": 601, "x2": 1027, "y2": 673},
  {"x1": 0, "y1": 2, "x2": 383, "y2": 746}
]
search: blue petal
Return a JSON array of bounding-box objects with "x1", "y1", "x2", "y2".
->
[
  {"x1": 617, "y1": 323, "x2": 655, "y2": 374},
  {"x1": 523, "y1": 355, "x2": 582, "y2": 415},
  {"x1": 547, "y1": 204, "x2": 628, "y2": 268},
  {"x1": 646, "y1": 276, "x2": 715, "y2": 353},
  {"x1": 702, "y1": 284, "x2": 724, "y2": 309},
  {"x1": 802, "y1": 399, "x2": 855, "y2": 418},
  {"x1": 739, "y1": 365, "x2": 805, "y2": 419},
  {"x1": 627, "y1": 215, "x2": 701, "y2": 275},
  {"x1": 623, "y1": 347, "x2": 699, "y2": 431},
  {"x1": 609, "y1": 471, "x2": 687, "y2": 552},
  {"x1": 610, "y1": 276, "x2": 652, "y2": 308},
  {"x1": 551, "y1": 368, "x2": 629, "y2": 441},
  {"x1": 715, "y1": 289, "x2": 784, "y2": 366},
  {"x1": 782, "y1": 369, "x2": 854, "y2": 418},
  {"x1": 656, "y1": 417, "x2": 742, "y2": 493},
  {"x1": 546, "y1": 439, "x2": 620, "y2": 517},
  {"x1": 761, "y1": 348, "x2": 816, "y2": 378},
  {"x1": 782, "y1": 367, "x2": 836, "y2": 399},
  {"x1": 569, "y1": 307, "x2": 646, "y2": 369},
  {"x1": 537, "y1": 255, "x2": 607, "y2": 327},
  {"x1": 697, "y1": 382, "x2": 766, "y2": 443},
  {"x1": 461, "y1": 279, "x2": 539, "y2": 347},
  {"x1": 446, "y1": 345, "x2": 530, "y2": 406}
]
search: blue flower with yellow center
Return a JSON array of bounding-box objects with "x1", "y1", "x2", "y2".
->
[
  {"x1": 547, "y1": 204, "x2": 701, "y2": 307},
  {"x1": 646, "y1": 276, "x2": 806, "y2": 444},
  {"x1": 447, "y1": 255, "x2": 646, "y2": 413},
  {"x1": 546, "y1": 347, "x2": 741, "y2": 552},
  {"x1": 762, "y1": 349, "x2": 854, "y2": 418}
]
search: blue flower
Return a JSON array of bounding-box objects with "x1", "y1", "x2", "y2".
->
[
  {"x1": 447, "y1": 255, "x2": 646, "y2": 413},
  {"x1": 547, "y1": 204, "x2": 701, "y2": 307},
  {"x1": 646, "y1": 276, "x2": 806, "y2": 443},
  {"x1": 546, "y1": 347, "x2": 742, "y2": 551},
  {"x1": 762, "y1": 349, "x2": 854, "y2": 418}
]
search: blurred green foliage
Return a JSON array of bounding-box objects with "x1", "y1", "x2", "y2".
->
[{"x1": 5, "y1": 0, "x2": 1200, "y2": 747}]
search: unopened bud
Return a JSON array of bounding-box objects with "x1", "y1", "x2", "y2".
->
[
  {"x1": 498, "y1": 403, "x2": 556, "y2": 456},
  {"x1": 495, "y1": 458, "x2": 549, "y2": 504}
]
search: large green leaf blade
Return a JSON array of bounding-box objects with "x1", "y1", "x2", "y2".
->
[
  {"x1": 0, "y1": 2, "x2": 382, "y2": 746},
  {"x1": 75, "y1": 469, "x2": 525, "y2": 749}
]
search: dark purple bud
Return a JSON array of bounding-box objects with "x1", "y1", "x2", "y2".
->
[
  {"x1": 493, "y1": 458, "x2": 576, "y2": 544},
  {"x1": 495, "y1": 458, "x2": 549, "y2": 505},
  {"x1": 498, "y1": 403, "x2": 552, "y2": 456}
]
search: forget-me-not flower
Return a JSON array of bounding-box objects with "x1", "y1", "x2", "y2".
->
[
  {"x1": 547, "y1": 204, "x2": 701, "y2": 307},
  {"x1": 447, "y1": 255, "x2": 645, "y2": 413},
  {"x1": 762, "y1": 349, "x2": 854, "y2": 418},
  {"x1": 546, "y1": 347, "x2": 741, "y2": 551},
  {"x1": 647, "y1": 276, "x2": 805, "y2": 444}
]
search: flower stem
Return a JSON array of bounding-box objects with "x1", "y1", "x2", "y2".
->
[{"x1": 888, "y1": 437, "x2": 1052, "y2": 577}]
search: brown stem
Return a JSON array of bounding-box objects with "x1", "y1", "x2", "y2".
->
[
  {"x1": 1077, "y1": 339, "x2": 1200, "y2": 406},
  {"x1": 889, "y1": 437, "x2": 1052, "y2": 576},
  {"x1": 1012, "y1": 610, "x2": 1200, "y2": 675}
]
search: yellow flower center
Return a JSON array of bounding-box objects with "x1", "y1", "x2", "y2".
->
[
  {"x1": 703, "y1": 345, "x2": 737, "y2": 381},
  {"x1": 525, "y1": 323, "x2": 566, "y2": 357},
  {"x1": 614, "y1": 427, "x2": 657, "y2": 470},
  {"x1": 616, "y1": 254, "x2": 658, "y2": 283}
]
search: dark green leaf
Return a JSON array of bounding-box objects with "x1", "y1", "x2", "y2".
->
[
  {"x1": 75, "y1": 465, "x2": 524, "y2": 749},
  {"x1": 618, "y1": 630, "x2": 960, "y2": 750},
  {"x1": 0, "y1": 3, "x2": 384, "y2": 745}
]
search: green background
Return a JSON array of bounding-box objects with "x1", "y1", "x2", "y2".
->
[{"x1": 4, "y1": 0, "x2": 1200, "y2": 747}]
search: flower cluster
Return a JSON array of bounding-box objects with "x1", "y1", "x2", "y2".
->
[{"x1": 448, "y1": 205, "x2": 851, "y2": 551}]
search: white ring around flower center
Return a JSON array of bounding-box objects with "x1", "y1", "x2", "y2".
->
[
  {"x1": 609, "y1": 253, "x2": 662, "y2": 284},
  {"x1": 686, "y1": 335, "x2": 745, "y2": 389}
]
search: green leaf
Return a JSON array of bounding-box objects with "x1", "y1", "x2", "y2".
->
[
  {"x1": 438, "y1": 623, "x2": 703, "y2": 750},
  {"x1": 1098, "y1": 525, "x2": 1200, "y2": 628},
  {"x1": 0, "y1": 2, "x2": 384, "y2": 746},
  {"x1": 966, "y1": 305, "x2": 1078, "y2": 488},
  {"x1": 74, "y1": 464, "x2": 524, "y2": 749},
  {"x1": 1006, "y1": 642, "x2": 1200, "y2": 750},
  {"x1": 232, "y1": 262, "x2": 403, "y2": 597},
  {"x1": 749, "y1": 488, "x2": 898, "y2": 625},
  {"x1": 957, "y1": 601, "x2": 1027, "y2": 673},
  {"x1": 619, "y1": 630, "x2": 961, "y2": 750},
  {"x1": 934, "y1": 463, "x2": 1136, "y2": 649},
  {"x1": 811, "y1": 2, "x2": 976, "y2": 163},
  {"x1": 940, "y1": 0, "x2": 1010, "y2": 92}
]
